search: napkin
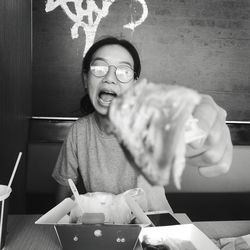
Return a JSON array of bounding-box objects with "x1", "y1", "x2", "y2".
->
[{"x1": 213, "y1": 234, "x2": 250, "y2": 250}]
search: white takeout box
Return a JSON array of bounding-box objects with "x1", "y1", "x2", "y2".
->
[
  {"x1": 139, "y1": 224, "x2": 219, "y2": 250},
  {"x1": 35, "y1": 198, "x2": 219, "y2": 250},
  {"x1": 35, "y1": 198, "x2": 142, "y2": 250}
]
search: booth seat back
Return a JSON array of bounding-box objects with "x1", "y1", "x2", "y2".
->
[
  {"x1": 26, "y1": 118, "x2": 72, "y2": 213},
  {"x1": 26, "y1": 118, "x2": 250, "y2": 220}
]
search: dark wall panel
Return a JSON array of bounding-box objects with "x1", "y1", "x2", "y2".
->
[
  {"x1": 32, "y1": 0, "x2": 84, "y2": 117},
  {"x1": 0, "y1": 0, "x2": 32, "y2": 213},
  {"x1": 33, "y1": 0, "x2": 250, "y2": 121}
]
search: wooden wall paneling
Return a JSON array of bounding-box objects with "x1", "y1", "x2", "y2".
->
[
  {"x1": 29, "y1": 118, "x2": 250, "y2": 145},
  {"x1": 0, "y1": 0, "x2": 32, "y2": 213}
]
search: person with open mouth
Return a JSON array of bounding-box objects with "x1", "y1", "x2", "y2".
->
[
  {"x1": 52, "y1": 36, "x2": 232, "y2": 215},
  {"x1": 52, "y1": 36, "x2": 174, "y2": 212}
]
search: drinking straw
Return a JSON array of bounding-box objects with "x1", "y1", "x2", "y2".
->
[
  {"x1": 68, "y1": 179, "x2": 85, "y2": 214},
  {"x1": 8, "y1": 152, "x2": 22, "y2": 188},
  {"x1": 1, "y1": 152, "x2": 22, "y2": 245},
  {"x1": 0, "y1": 202, "x2": 4, "y2": 245}
]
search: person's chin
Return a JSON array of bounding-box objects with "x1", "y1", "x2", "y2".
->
[
  {"x1": 97, "y1": 108, "x2": 108, "y2": 116},
  {"x1": 95, "y1": 101, "x2": 110, "y2": 115}
]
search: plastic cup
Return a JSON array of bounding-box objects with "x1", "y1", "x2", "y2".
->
[{"x1": 0, "y1": 185, "x2": 12, "y2": 250}]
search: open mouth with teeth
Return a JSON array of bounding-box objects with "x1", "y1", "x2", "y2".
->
[{"x1": 98, "y1": 90, "x2": 118, "y2": 106}]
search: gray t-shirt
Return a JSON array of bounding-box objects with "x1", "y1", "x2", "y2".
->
[{"x1": 52, "y1": 112, "x2": 173, "y2": 211}]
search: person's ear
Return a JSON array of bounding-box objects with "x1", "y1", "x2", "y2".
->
[{"x1": 83, "y1": 73, "x2": 88, "y2": 90}]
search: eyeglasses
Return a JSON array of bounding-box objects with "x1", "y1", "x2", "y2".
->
[{"x1": 90, "y1": 60, "x2": 135, "y2": 83}]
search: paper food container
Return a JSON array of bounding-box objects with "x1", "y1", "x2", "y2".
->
[
  {"x1": 139, "y1": 224, "x2": 219, "y2": 250},
  {"x1": 35, "y1": 198, "x2": 142, "y2": 250}
]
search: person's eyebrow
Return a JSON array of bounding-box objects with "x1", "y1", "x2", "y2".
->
[
  {"x1": 119, "y1": 61, "x2": 133, "y2": 68},
  {"x1": 91, "y1": 57, "x2": 106, "y2": 63}
]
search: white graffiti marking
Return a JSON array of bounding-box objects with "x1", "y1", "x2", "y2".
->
[
  {"x1": 45, "y1": 0, "x2": 148, "y2": 56},
  {"x1": 123, "y1": 0, "x2": 148, "y2": 31}
]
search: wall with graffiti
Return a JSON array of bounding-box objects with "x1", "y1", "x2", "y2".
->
[
  {"x1": 33, "y1": 0, "x2": 250, "y2": 121},
  {"x1": 45, "y1": 0, "x2": 148, "y2": 56}
]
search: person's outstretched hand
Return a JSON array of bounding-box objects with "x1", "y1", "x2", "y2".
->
[{"x1": 186, "y1": 95, "x2": 233, "y2": 177}]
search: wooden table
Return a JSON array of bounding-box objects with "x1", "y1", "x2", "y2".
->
[{"x1": 4, "y1": 214, "x2": 250, "y2": 250}]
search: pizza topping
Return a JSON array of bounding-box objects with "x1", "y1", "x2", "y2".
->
[{"x1": 108, "y1": 79, "x2": 205, "y2": 189}]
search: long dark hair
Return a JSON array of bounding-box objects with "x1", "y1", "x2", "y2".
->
[{"x1": 80, "y1": 36, "x2": 141, "y2": 115}]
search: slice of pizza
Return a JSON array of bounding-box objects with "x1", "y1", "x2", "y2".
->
[{"x1": 108, "y1": 79, "x2": 205, "y2": 189}]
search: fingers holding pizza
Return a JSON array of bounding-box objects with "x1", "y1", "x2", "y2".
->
[{"x1": 186, "y1": 95, "x2": 233, "y2": 177}]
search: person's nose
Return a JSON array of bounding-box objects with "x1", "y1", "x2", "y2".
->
[{"x1": 102, "y1": 66, "x2": 117, "y2": 84}]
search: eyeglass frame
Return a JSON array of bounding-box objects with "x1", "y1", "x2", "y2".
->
[{"x1": 89, "y1": 59, "x2": 135, "y2": 83}]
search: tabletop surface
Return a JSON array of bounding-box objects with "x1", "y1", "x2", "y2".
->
[{"x1": 4, "y1": 214, "x2": 250, "y2": 250}]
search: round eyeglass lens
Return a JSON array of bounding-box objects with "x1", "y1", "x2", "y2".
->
[
  {"x1": 90, "y1": 65, "x2": 109, "y2": 77},
  {"x1": 90, "y1": 60, "x2": 109, "y2": 77},
  {"x1": 116, "y1": 66, "x2": 134, "y2": 83}
]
